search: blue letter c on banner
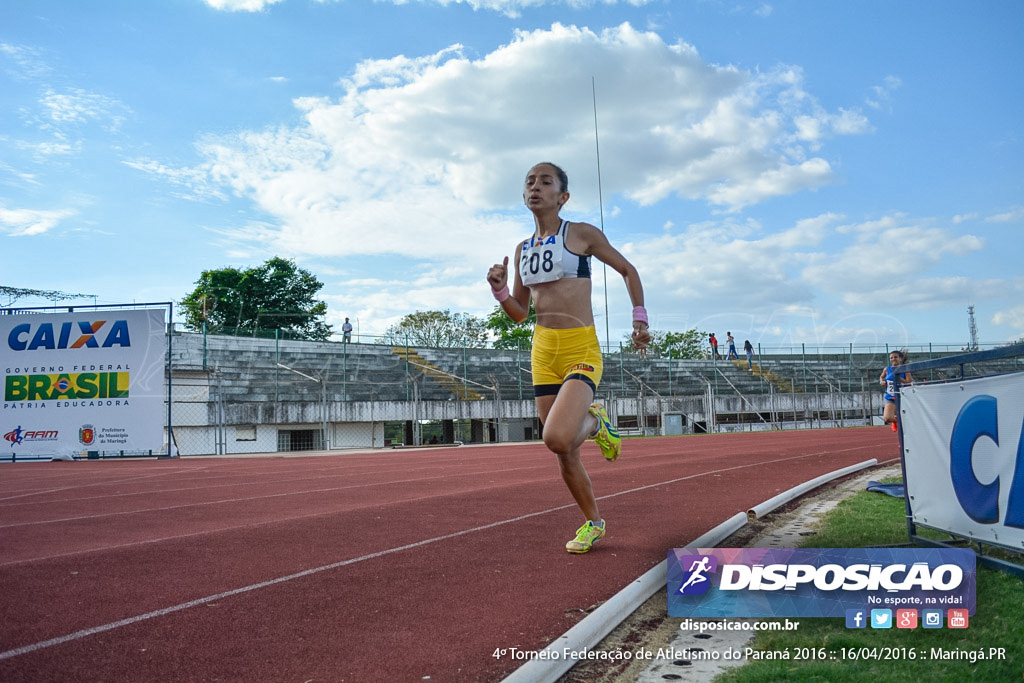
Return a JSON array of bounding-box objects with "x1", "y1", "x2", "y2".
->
[{"x1": 949, "y1": 395, "x2": 1000, "y2": 524}]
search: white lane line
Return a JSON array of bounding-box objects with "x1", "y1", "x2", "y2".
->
[
  {"x1": 0, "y1": 449, "x2": 870, "y2": 661},
  {"x1": 0, "y1": 469, "x2": 214, "y2": 503},
  {"x1": 0, "y1": 501, "x2": 574, "y2": 662},
  {"x1": 0, "y1": 462, "x2": 553, "y2": 529}
]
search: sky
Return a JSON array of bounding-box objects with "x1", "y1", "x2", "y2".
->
[{"x1": 2, "y1": 0, "x2": 1022, "y2": 352}]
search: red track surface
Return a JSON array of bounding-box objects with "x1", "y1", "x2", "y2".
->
[{"x1": 0, "y1": 428, "x2": 897, "y2": 682}]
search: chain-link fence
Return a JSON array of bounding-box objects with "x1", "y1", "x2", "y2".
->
[
  {"x1": 9, "y1": 308, "x2": 1016, "y2": 460},
  {"x1": 166, "y1": 327, "x2": 1024, "y2": 457}
]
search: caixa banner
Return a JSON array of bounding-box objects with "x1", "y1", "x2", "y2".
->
[
  {"x1": 1, "y1": 309, "x2": 166, "y2": 459},
  {"x1": 667, "y1": 548, "x2": 975, "y2": 618},
  {"x1": 901, "y1": 373, "x2": 1024, "y2": 550}
]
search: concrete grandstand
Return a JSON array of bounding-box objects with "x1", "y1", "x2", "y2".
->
[{"x1": 167, "y1": 330, "x2": 1014, "y2": 456}]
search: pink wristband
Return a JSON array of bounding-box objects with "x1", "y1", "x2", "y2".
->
[
  {"x1": 492, "y1": 285, "x2": 510, "y2": 302},
  {"x1": 632, "y1": 305, "x2": 648, "y2": 326}
]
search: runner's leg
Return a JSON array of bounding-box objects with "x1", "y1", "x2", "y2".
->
[{"x1": 536, "y1": 381, "x2": 600, "y2": 521}]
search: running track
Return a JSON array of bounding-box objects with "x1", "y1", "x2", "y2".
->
[{"x1": 0, "y1": 428, "x2": 897, "y2": 682}]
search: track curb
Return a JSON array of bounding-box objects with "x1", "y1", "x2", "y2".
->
[{"x1": 500, "y1": 458, "x2": 880, "y2": 683}]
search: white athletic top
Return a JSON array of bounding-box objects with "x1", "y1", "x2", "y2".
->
[{"x1": 519, "y1": 220, "x2": 591, "y2": 287}]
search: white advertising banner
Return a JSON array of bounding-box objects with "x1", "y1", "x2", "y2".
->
[
  {"x1": 901, "y1": 373, "x2": 1024, "y2": 551},
  {"x1": 2, "y1": 309, "x2": 166, "y2": 459}
]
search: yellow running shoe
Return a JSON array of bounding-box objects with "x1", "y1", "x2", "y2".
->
[
  {"x1": 566, "y1": 520, "x2": 606, "y2": 553},
  {"x1": 589, "y1": 403, "x2": 621, "y2": 461}
]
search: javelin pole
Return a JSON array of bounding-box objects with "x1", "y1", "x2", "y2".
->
[{"x1": 592, "y1": 76, "x2": 610, "y2": 351}]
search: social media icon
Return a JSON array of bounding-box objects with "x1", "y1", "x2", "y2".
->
[
  {"x1": 922, "y1": 609, "x2": 944, "y2": 629},
  {"x1": 948, "y1": 609, "x2": 969, "y2": 629},
  {"x1": 870, "y1": 609, "x2": 892, "y2": 629},
  {"x1": 845, "y1": 609, "x2": 866, "y2": 629},
  {"x1": 896, "y1": 609, "x2": 918, "y2": 629}
]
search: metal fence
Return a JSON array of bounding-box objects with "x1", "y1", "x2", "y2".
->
[
  {"x1": 6, "y1": 307, "x2": 1019, "y2": 459},
  {"x1": 165, "y1": 327, "x2": 1024, "y2": 457}
]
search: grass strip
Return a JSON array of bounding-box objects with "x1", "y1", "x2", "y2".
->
[{"x1": 716, "y1": 478, "x2": 1023, "y2": 683}]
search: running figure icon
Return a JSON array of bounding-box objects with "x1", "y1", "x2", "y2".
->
[{"x1": 678, "y1": 556, "x2": 713, "y2": 593}]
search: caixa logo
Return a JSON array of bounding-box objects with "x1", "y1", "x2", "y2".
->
[
  {"x1": 7, "y1": 320, "x2": 131, "y2": 351},
  {"x1": 950, "y1": 395, "x2": 1024, "y2": 528}
]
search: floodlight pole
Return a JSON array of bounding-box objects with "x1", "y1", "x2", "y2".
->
[{"x1": 593, "y1": 77, "x2": 610, "y2": 351}]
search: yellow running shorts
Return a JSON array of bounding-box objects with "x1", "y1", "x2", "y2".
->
[{"x1": 531, "y1": 325, "x2": 603, "y2": 397}]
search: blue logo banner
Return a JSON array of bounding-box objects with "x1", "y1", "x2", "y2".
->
[{"x1": 667, "y1": 548, "x2": 975, "y2": 618}]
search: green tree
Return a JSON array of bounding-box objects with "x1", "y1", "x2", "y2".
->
[
  {"x1": 384, "y1": 310, "x2": 488, "y2": 348},
  {"x1": 180, "y1": 257, "x2": 332, "y2": 341},
  {"x1": 622, "y1": 328, "x2": 707, "y2": 359},
  {"x1": 485, "y1": 302, "x2": 535, "y2": 350}
]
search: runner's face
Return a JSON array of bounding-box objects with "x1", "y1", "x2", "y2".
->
[{"x1": 524, "y1": 165, "x2": 567, "y2": 210}]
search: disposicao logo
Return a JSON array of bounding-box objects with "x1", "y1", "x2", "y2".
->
[{"x1": 667, "y1": 548, "x2": 976, "y2": 618}]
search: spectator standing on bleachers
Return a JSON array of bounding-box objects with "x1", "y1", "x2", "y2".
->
[
  {"x1": 709, "y1": 333, "x2": 720, "y2": 360},
  {"x1": 487, "y1": 161, "x2": 650, "y2": 555},
  {"x1": 744, "y1": 340, "x2": 754, "y2": 369},
  {"x1": 342, "y1": 318, "x2": 353, "y2": 343},
  {"x1": 727, "y1": 332, "x2": 738, "y2": 360}
]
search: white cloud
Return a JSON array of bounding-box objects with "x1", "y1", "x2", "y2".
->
[
  {"x1": 123, "y1": 158, "x2": 228, "y2": 201},
  {"x1": 11, "y1": 88, "x2": 131, "y2": 159},
  {"x1": 866, "y1": 75, "x2": 901, "y2": 111},
  {"x1": 624, "y1": 213, "x2": 834, "y2": 310},
  {"x1": 203, "y1": 0, "x2": 285, "y2": 11},
  {"x1": 993, "y1": 303, "x2": 1024, "y2": 338},
  {"x1": 802, "y1": 315, "x2": 912, "y2": 347},
  {"x1": 803, "y1": 215, "x2": 987, "y2": 308},
  {"x1": 0, "y1": 205, "x2": 77, "y2": 236},
  {"x1": 174, "y1": 22, "x2": 868, "y2": 263},
  {"x1": 0, "y1": 160, "x2": 39, "y2": 185},
  {"x1": 1, "y1": 49, "x2": 131, "y2": 174},
  {"x1": 134, "y1": 22, "x2": 880, "y2": 337},
  {"x1": 202, "y1": 0, "x2": 656, "y2": 18},
  {"x1": 1, "y1": 42, "x2": 52, "y2": 80},
  {"x1": 704, "y1": 157, "x2": 834, "y2": 210},
  {"x1": 19, "y1": 140, "x2": 77, "y2": 157},
  {"x1": 39, "y1": 88, "x2": 129, "y2": 130},
  {"x1": 986, "y1": 207, "x2": 1024, "y2": 223}
]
